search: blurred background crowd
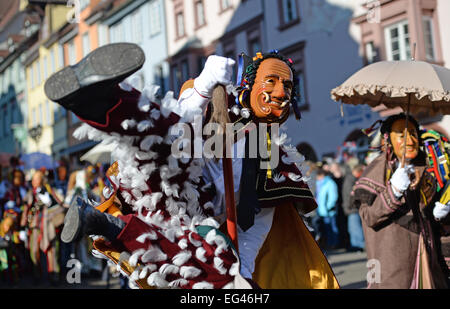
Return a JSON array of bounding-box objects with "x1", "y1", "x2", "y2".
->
[
  {"x1": 0, "y1": 156, "x2": 117, "y2": 287},
  {"x1": 302, "y1": 156, "x2": 367, "y2": 255},
  {"x1": 0, "y1": 139, "x2": 374, "y2": 287}
]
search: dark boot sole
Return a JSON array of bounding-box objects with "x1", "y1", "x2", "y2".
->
[
  {"x1": 44, "y1": 43, "x2": 145, "y2": 105},
  {"x1": 61, "y1": 203, "x2": 81, "y2": 244}
]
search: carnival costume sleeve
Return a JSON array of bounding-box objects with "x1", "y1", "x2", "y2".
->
[
  {"x1": 353, "y1": 159, "x2": 409, "y2": 229},
  {"x1": 73, "y1": 75, "x2": 243, "y2": 288}
]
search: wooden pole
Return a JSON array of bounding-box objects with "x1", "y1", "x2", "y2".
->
[
  {"x1": 212, "y1": 85, "x2": 239, "y2": 252},
  {"x1": 401, "y1": 93, "x2": 411, "y2": 167},
  {"x1": 222, "y1": 156, "x2": 238, "y2": 252}
]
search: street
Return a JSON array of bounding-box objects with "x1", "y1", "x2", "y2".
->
[
  {"x1": 327, "y1": 249, "x2": 368, "y2": 289},
  {"x1": 0, "y1": 249, "x2": 368, "y2": 289}
]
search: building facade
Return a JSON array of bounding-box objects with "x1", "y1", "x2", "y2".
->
[
  {"x1": 216, "y1": 0, "x2": 379, "y2": 160},
  {"x1": 57, "y1": 0, "x2": 104, "y2": 167},
  {"x1": 23, "y1": 3, "x2": 71, "y2": 156},
  {"x1": 103, "y1": 0, "x2": 170, "y2": 93},
  {"x1": 165, "y1": 0, "x2": 239, "y2": 95},
  {"x1": 353, "y1": 0, "x2": 450, "y2": 138},
  {"x1": 0, "y1": 0, "x2": 41, "y2": 155}
]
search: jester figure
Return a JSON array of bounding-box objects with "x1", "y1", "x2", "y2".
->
[
  {"x1": 44, "y1": 43, "x2": 339, "y2": 289},
  {"x1": 353, "y1": 115, "x2": 449, "y2": 288}
]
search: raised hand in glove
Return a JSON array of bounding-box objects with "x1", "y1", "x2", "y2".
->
[
  {"x1": 194, "y1": 55, "x2": 236, "y2": 98},
  {"x1": 433, "y1": 201, "x2": 450, "y2": 221},
  {"x1": 390, "y1": 165, "x2": 415, "y2": 198}
]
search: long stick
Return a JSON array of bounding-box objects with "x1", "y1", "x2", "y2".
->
[
  {"x1": 212, "y1": 86, "x2": 239, "y2": 252},
  {"x1": 222, "y1": 156, "x2": 238, "y2": 251},
  {"x1": 402, "y1": 93, "x2": 411, "y2": 167}
]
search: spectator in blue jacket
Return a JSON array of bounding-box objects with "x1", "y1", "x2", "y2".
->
[{"x1": 315, "y1": 168, "x2": 340, "y2": 249}]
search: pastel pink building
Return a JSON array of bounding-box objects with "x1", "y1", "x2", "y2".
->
[{"x1": 353, "y1": 0, "x2": 450, "y2": 137}]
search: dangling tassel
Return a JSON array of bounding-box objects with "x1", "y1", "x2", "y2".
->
[
  {"x1": 238, "y1": 88, "x2": 249, "y2": 108},
  {"x1": 340, "y1": 103, "x2": 344, "y2": 118},
  {"x1": 235, "y1": 53, "x2": 247, "y2": 108},
  {"x1": 236, "y1": 53, "x2": 245, "y2": 87},
  {"x1": 384, "y1": 133, "x2": 394, "y2": 182},
  {"x1": 362, "y1": 119, "x2": 382, "y2": 137},
  {"x1": 266, "y1": 132, "x2": 272, "y2": 179}
]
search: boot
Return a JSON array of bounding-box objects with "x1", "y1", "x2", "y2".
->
[
  {"x1": 44, "y1": 43, "x2": 145, "y2": 124},
  {"x1": 61, "y1": 196, "x2": 125, "y2": 244}
]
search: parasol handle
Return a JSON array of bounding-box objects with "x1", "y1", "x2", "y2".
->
[
  {"x1": 401, "y1": 93, "x2": 412, "y2": 167},
  {"x1": 411, "y1": 43, "x2": 417, "y2": 61},
  {"x1": 404, "y1": 41, "x2": 416, "y2": 167}
]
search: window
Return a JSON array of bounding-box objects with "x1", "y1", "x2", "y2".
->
[
  {"x1": 295, "y1": 71, "x2": 307, "y2": 108},
  {"x1": 4, "y1": 67, "x2": 10, "y2": 90},
  {"x1": 8, "y1": 67, "x2": 13, "y2": 86},
  {"x1": 176, "y1": 12, "x2": 185, "y2": 38},
  {"x1": 68, "y1": 39, "x2": 76, "y2": 65},
  {"x1": 38, "y1": 104, "x2": 43, "y2": 125},
  {"x1": 181, "y1": 60, "x2": 189, "y2": 83},
  {"x1": 109, "y1": 27, "x2": 115, "y2": 43},
  {"x1": 195, "y1": 1, "x2": 206, "y2": 28},
  {"x1": 220, "y1": 0, "x2": 231, "y2": 11},
  {"x1": 45, "y1": 100, "x2": 51, "y2": 126},
  {"x1": 423, "y1": 16, "x2": 436, "y2": 61},
  {"x1": 156, "y1": 65, "x2": 165, "y2": 94},
  {"x1": 43, "y1": 55, "x2": 48, "y2": 80},
  {"x1": 30, "y1": 65, "x2": 34, "y2": 89},
  {"x1": 365, "y1": 41, "x2": 377, "y2": 64},
  {"x1": 385, "y1": 20, "x2": 411, "y2": 61},
  {"x1": 36, "y1": 60, "x2": 41, "y2": 86},
  {"x1": 11, "y1": 62, "x2": 18, "y2": 86},
  {"x1": 58, "y1": 44, "x2": 64, "y2": 68},
  {"x1": 124, "y1": 17, "x2": 132, "y2": 42},
  {"x1": 82, "y1": 32, "x2": 90, "y2": 57},
  {"x1": 283, "y1": 0, "x2": 298, "y2": 23},
  {"x1": 98, "y1": 25, "x2": 109, "y2": 47},
  {"x1": 19, "y1": 64, "x2": 25, "y2": 81},
  {"x1": 50, "y1": 49, "x2": 55, "y2": 75},
  {"x1": 281, "y1": 42, "x2": 308, "y2": 111},
  {"x1": 172, "y1": 65, "x2": 180, "y2": 94},
  {"x1": 32, "y1": 107, "x2": 36, "y2": 127},
  {"x1": 149, "y1": 1, "x2": 161, "y2": 36},
  {"x1": 249, "y1": 39, "x2": 261, "y2": 56},
  {"x1": 80, "y1": 0, "x2": 89, "y2": 10},
  {"x1": 132, "y1": 10, "x2": 143, "y2": 43},
  {"x1": 111, "y1": 23, "x2": 124, "y2": 43}
]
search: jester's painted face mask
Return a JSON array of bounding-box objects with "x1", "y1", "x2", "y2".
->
[
  {"x1": 389, "y1": 119, "x2": 419, "y2": 161},
  {"x1": 249, "y1": 58, "x2": 293, "y2": 123}
]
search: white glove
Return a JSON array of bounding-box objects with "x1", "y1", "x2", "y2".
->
[
  {"x1": 37, "y1": 192, "x2": 52, "y2": 206},
  {"x1": 390, "y1": 165, "x2": 415, "y2": 198},
  {"x1": 194, "y1": 55, "x2": 235, "y2": 98},
  {"x1": 5, "y1": 200, "x2": 15, "y2": 210},
  {"x1": 433, "y1": 201, "x2": 450, "y2": 221},
  {"x1": 19, "y1": 231, "x2": 27, "y2": 242}
]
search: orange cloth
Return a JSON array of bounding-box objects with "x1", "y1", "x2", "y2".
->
[{"x1": 253, "y1": 203, "x2": 340, "y2": 289}]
